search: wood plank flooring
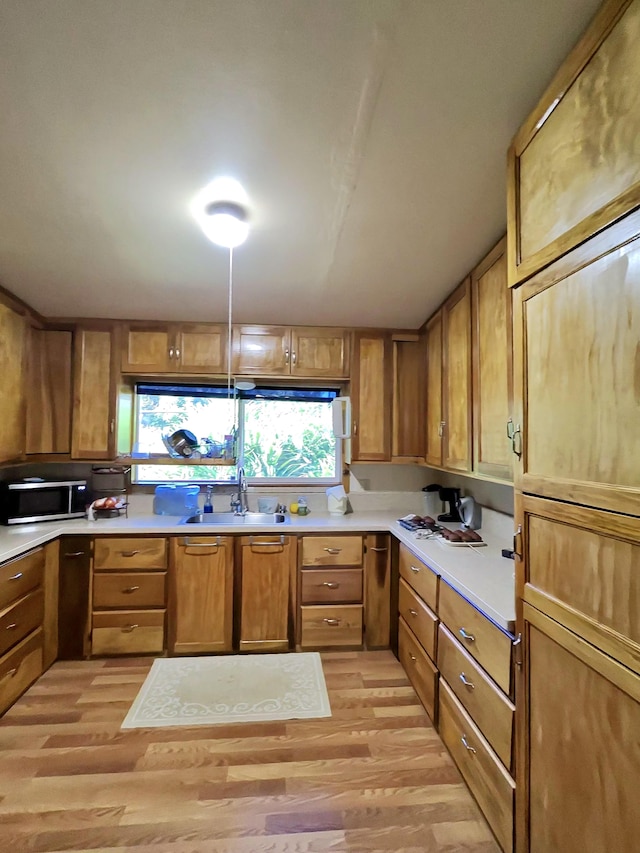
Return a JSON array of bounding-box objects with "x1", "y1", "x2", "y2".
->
[{"x1": 0, "y1": 651, "x2": 499, "y2": 852}]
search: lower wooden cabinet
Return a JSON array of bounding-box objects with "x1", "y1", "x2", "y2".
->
[
  {"x1": 0, "y1": 629, "x2": 43, "y2": 714},
  {"x1": 398, "y1": 617, "x2": 438, "y2": 722},
  {"x1": 91, "y1": 537, "x2": 168, "y2": 656},
  {"x1": 169, "y1": 536, "x2": 234, "y2": 654},
  {"x1": 300, "y1": 604, "x2": 363, "y2": 648},
  {"x1": 239, "y1": 535, "x2": 296, "y2": 652},
  {"x1": 439, "y1": 679, "x2": 515, "y2": 853}
]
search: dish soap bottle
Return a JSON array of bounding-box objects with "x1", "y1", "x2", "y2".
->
[
  {"x1": 203, "y1": 485, "x2": 213, "y2": 514},
  {"x1": 297, "y1": 496, "x2": 309, "y2": 516}
]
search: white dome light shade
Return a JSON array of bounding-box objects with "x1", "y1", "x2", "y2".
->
[{"x1": 191, "y1": 178, "x2": 250, "y2": 248}]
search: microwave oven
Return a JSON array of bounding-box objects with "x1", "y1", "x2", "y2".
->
[{"x1": 0, "y1": 479, "x2": 89, "y2": 525}]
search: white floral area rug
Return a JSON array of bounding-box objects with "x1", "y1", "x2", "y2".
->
[{"x1": 121, "y1": 652, "x2": 331, "y2": 729}]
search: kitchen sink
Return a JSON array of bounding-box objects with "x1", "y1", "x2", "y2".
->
[{"x1": 179, "y1": 512, "x2": 288, "y2": 525}]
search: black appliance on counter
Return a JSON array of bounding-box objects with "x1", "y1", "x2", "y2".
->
[
  {"x1": 0, "y1": 479, "x2": 89, "y2": 525},
  {"x1": 423, "y1": 483, "x2": 462, "y2": 523}
]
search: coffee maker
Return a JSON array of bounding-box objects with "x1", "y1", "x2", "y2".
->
[{"x1": 437, "y1": 487, "x2": 462, "y2": 522}]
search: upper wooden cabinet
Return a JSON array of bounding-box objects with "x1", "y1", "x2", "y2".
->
[
  {"x1": 26, "y1": 329, "x2": 72, "y2": 455},
  {"x1": 425, "y1": 281, "x2": 472, "y2": 472},
  {"x1": 232, "y1": 325, "x2": 350, "y2": 377},
  {"x1": 351, "y1": 331, "x2": 392, "y2": 462},
  {"x1": 512, "y1": 212, "x2": 640, "y2": 517},
  {"x1": 121, "y1": 322, "x2": 228, "y2": 374},
  {"x1": 392, "y1": 336, "x2": 425, "y2": 462},
  {"x1": 471, "y1": 238, "x2": 513, "y2": 481},
  {"x1": 0, "y1": 301, "x2": 28, "y2": 464},
  {"x1": 425, "y1": 310, "x2": 444, "y2": 467},
  {"x1": 71, "y1": 326, "x2": 118, "y2": 460},
  {"x1": 508, "y1": 0, "x2": 640, "y2": 286}
]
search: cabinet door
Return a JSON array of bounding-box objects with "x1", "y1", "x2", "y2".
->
[
  {"x1": 520, "y1": 605, "x2": 640, "y2": 853},
  {"x1": 442, "y1": 278, "x2": 471, "y2": 472},
  {"x1": 0, "y1": 302, "x2": 27, "y2": 464},
  {"x1": 471, "y1": 238, "x2": 513, "y2": 481},
  {"x1": 363, "y1": 533, "x2": 391, "y2": 649},
  {"x1": 290, "y1": 327, "x2": 350, "y2": 377},
  {"x1": 351, "y1": 332, "x2": 391, "y2": 461},
  {"x1": 425, "y1": 310, "x2": 443, "y2": 467},
  {"x1": 121, "y1": 324, "x2": 172, "y2": 373},
  {"x1": 239, "y1": 535, "x2": 295, "y2": 651},
  {"x1": 175, "y1": 324, "x2": 228, "y2": 374},
  {"x1": 71, "y1": 327, "x2": 116, "y2": 459},
  {"x1": 170, "y1": 537, "x2": 233, "y2": 653},
  {"x1": 513, "y1": 220, "x2": 640, "y2": 516},
  {"x1": 232, "y1": 325, "x2": 290, "y2": 375},
  {"x1": 392, "y1": 337, "x2": 425, "y2": 461},
  {"x1": 26, "y1": 329, "x2": 72, "y2": 455}
]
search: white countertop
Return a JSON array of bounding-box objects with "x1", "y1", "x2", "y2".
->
[{"x1": 0, "y1": 509, "x2": 516, "y2": 633}]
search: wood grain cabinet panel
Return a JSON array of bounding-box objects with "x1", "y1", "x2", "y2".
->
[
  {"x1": 439, "y1": 679, "x2": 515, "y2": 853},
  {"x1": 290, "y1": 327, "x2": 350, "y2": 377},
  {"x1": 471, "y1": 238, "x2": 513, "y2": 481},
  {"x1": 0, "y1": 629, "x2": 43, "y2": 715},
  {"x1": 94, "y1": 538, "x2": 167, "y2": 570},
  {"x1": 300, "y1": 604, "x2": 363, "y2": 648},
  {"x1": 351, "y1": 332, "x2": 392, "y2": 461},
  {"x1": 91, "y1": 610, "x2": 165, "y2": 656},
  {"x1": 398, "y1": 617, "x2": 438, "y2": 723},
  {"x1": 239, "y1": 535, "x2": 296, "y2": 652},
  {"x1": 508, "y1": 0, "x2": 640, "y2": 286},
  {"x1": 170, "y1": 536, "x2": 233, "y2": 654},
  {"x1": 442, "y1": 278, "x2": 472, "y2": 472},
  {"x1": 425, "y1": 309, "x2": 444, "y2": 467},
  {"x1": 0, "y1": 589, "x2": 44, "y2": 658},
  {"x1": 71, "y1": 327, "x2": 117, "y2": 460},
  {"x1": 438, "y1": 581, "x2": 513, "y2": 697},
  {"x1": 398, "y1": 578, "x2": 438, "y2": 661},
  {"x1": 232, "y1": 325, "x2": 290, "y2": 375},
  {"x1": 26, "y1": 328, "x2": 72, "y2": 455},
  {"x1": 513, "y1": 226, "x2": 640, "y2": 516},
  {"x1": 398, "y1": 544, "x2": 438, "y2": 612},
  {"x1": 438, "y1": 624, "x2": 514, "y2": 771},
  {"x1": 0, "y1": 301, "x2": 27, "y2": 464},
  {"x1": 93, "y1": 572, "x2": 166, "y2": 609},
  {"x1": 0, "y1": 548, "x2": 44, "y2": 610},
  {"x1": 301, "y1": 536, "x2": 363, "y2": 567},
  {"x1": 122, "y1": 323, "x2": 228, "y2": 374},
  {"x1": 392, "y1": 336, "x2": 425, "y2": 461},
  {"x1": 300, "y1": 569, "x2": 363, "y2": 604}
]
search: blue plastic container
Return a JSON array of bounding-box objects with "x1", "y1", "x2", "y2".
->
[{"x1": 153, "y1": 484, "x2": 200, "y2": 516}]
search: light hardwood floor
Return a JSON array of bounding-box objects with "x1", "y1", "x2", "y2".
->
[{"x1": 0, "y1": 651, "x2": 499, "y2": 852}]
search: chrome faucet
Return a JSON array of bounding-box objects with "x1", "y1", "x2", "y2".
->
[{"x1": 237, "y1": 466, "x2": 249, "y2": 514}]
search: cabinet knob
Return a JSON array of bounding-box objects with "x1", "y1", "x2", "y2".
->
[
  {"x1": 284, "y1": 348, "x2": 290, "y2": 364},
  {"x1": 169, "y1": 347, "x2": 175, "y2": 358},
  {"x1": 408, "y1": 609, "x2": 418, "y2": 617},
  {"x1": 291, "y1": 351, "x2": 297, "y2": 365},
  {"x1": 409, "y1": 654, "x2": 417, "y2": 662}
]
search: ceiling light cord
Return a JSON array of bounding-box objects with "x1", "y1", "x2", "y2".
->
[{"x1": 227, "y1": 245, "x2": 233, "y2": 403}]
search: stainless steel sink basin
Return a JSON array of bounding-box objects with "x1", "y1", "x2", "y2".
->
[{"x1": 180, "y1": 512, "x2": 287, "y2": 525}]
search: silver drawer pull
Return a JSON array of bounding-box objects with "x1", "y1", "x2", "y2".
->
[
  {"x1": 249, "y1": 535, "x2": 285, "y2": 547},
  {"x1": 461, "y1": 735, "x2": 476, "y2": 754},
  {"x1": 122, "y1": 586, "x2": 140, "y2": 594},
  {"x1": 322, "y1": 582, "x2": 339, "y2": 589},
  {"x1": 121, "y1": 624, "x2": 139, "y2": 633},
  {"x1": 459, "y1": 628, "x2": 476, "y2": 643},
  {"x1": 459, "y1": 672, "x2": 475, "y2": 690},
  {"x1": 409, "y1": 654, "x2": 417, "y2": 662},
  {"x1": 324, "y1": 548, "x2": 342, "y2": 555},
  {"x1": 2, "y1": 667, "x2": 19, "y2": 680},
  {"x1": 410, "y1": 565, "x2": 420, "y2": 573},
  {"x1": 64, "y1": 551, "x2": 86, "y2": 558},
  {"x1": 369, "y1": 547, "x2": 388, "y2": 553},
  {"x1": 6, "y1": 623, "x2": 18, "y2": 631},
  {"x1": 323, "y1": 618, "x2": 341, "y2": 626},
  {"x1": 408, "y1": 609, "x2": 418, "y2": 617},
  {"x1": 120, "y1": 550, "x2": 140, "y2": 557},
  {"x1": 8, "y1": 572, "x2": 24, "y2": 581},
  {"x1": 183, "y1": 536, "x2": 222, "y2": 548}
]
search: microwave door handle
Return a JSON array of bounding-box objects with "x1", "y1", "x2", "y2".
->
[{"x1": 68, "y1": 487, "x2": 72, "y2": 514}]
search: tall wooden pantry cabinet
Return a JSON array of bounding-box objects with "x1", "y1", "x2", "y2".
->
[{"x1": 507, "y1": 2, "x2": 640, "y2": 851}]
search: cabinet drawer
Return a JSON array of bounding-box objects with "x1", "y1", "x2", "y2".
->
[
  {"x1": 301, "y1": 536, "x2": 363, "y2": 567},
  {"x1": 438, "y1": 624, "x2": 514, "y2": 771},
  {"x1": 300, "y1": 604, "x2": 363, "y2": 648},
  {"x1": 94, "y1": 538, "x2": 167, "y2": 570},
  {"x1": 398, "y1": 544, "x2": 438, "y2": 611},
  {"x1": 398, "y1": 578, "x2": 437, "y2": 661},
  {"x1": 398, "y1": 617, "x2": 438, "y2": 722},
  {"x1": 0, "y1": 548, "x2": 44, "y2": 610},
  {"x1": 439, "y1": 581, "x2": 513, "y2": 696},
  {"x1": 301, "y1": 568, "x2": 363, "y2": 604},
  {"x1": 439, "y1": 679, "x2": 514, "y2": 853},
  {"x1": 93, "y1": 572, "x2": 166, "y2": 609},
  {"x1": 0, "y1": 628, "x2": 43, "y2": 714},
  {"x1": 0, "y1": 588, "x2": 44, "y2": 657},
  {"x1": 92, "y1": 610, "x2": 165, "y2": 655}
]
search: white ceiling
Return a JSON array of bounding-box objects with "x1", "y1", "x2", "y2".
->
[{"x1": 0, "y1": 0, "x2": 602, "y2": 329}]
